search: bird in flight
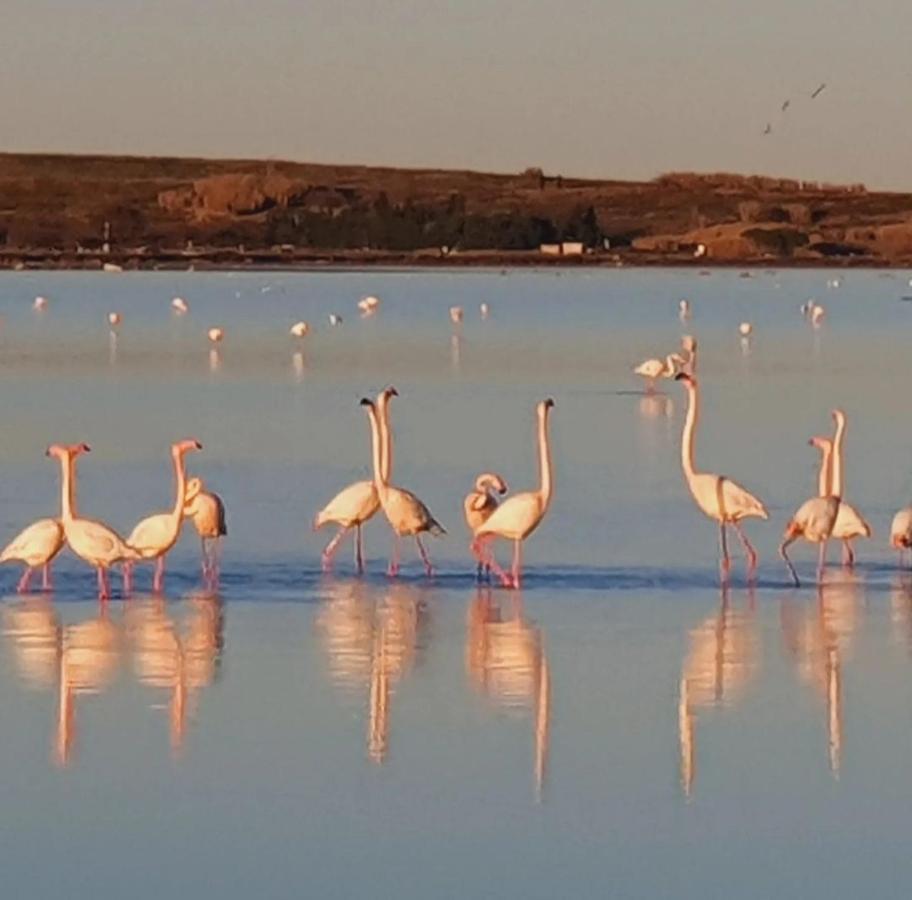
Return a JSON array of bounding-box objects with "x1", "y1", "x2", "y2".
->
[
  {"x1": 811, "y1": 83, "x2": 827, "y2": 99},
  {"x1": 763, "y1": 122, "x2": 772, "y2": 135},
  {"x1": 781, "y1": 99, "x2": 791, "y2": 112}
]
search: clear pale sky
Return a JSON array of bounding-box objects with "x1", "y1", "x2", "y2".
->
[{"x1": 3, "y1": 0, "x2": 912, "y2": 188}]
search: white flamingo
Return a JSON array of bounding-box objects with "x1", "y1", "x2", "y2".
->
[
  {"x1": 48, "y1": 443, "x2": 139, "y2": 599},
  {"x1": 829, "y1": 409, "x2": 871, "y2": 565},
  {"x1": 475, "y1": 399, "x2": 555, "y2": 589},
  {"x1": 361, "y1": 395, "x2": 445, "y2": 577},
  {"x1": 675, "y1": 373, "x2": 768, "y2": 580},
  {"x1": 634, "y1": 353, "x2": 682, "y2": 392},
  {"x1": 779, "y1": 436, "x2": 841, "y2": 587},
  {"x1": 464, "y1": 473, "x2": 509, "y2": 579},
  {"x1": 314, "y1": 388, "x2": 396, "y2": 573},
  {"x1": 890, "y1": 506, "x2": 912, "y2": 564},
  {"x1": 183, "y1": 477, "x2": 227, "y2": 585},
  {"x1": 172, "y1": 297, "x2": 189, "y2": 314},
  {"x1": 124, "y1": 439, "x2": 202, "y2": 593}
]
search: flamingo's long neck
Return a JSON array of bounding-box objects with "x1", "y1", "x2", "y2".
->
[
  {"x1": 170, "y1": 450, "x2": 189, "y2": 526},
  {"x1": 817, "y1": 444, "x2": 833, "y2": 498},
  {"x1": 832, "y1": 416, "x2": 846, "y2": 497},
  {"x1": 366, "y1": 405, "x2": 388, "y2": 500},
  {"x1": 377, "y1": 395, "x2": 392, "y2": 484},
  {"x1": 59, "y1": 453, "x2": 76, "y2": 523},
  {"x1": 538, "y1": 407, "x2": 553, "y2": 509},
  {"x1": 680, "y1": 381, "x2": 699, "y2": 481}
]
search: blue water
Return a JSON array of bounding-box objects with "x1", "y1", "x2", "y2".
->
[{"x1": 2, "y1": 268, "x2": 912, "y2": 898}]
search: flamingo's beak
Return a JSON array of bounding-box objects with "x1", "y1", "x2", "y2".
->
[{"x1": 359, "y1": 397, "x2": 373, "y2": 407}]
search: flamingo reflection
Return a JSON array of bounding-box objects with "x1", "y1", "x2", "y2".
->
[
  {"x1": 316, "y1": 581, "x2": 428, "y2": 764},
  {"x1": 466, "y1": 589, "x2": 550, "y2": 800},
  {"x1": 678, "y1": 586, "x2": 759, "y2": 797}
]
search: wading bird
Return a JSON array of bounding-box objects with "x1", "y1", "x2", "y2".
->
[
  {"x1": 183, "y1": 478, "x2": 227, "y2": 585},
  {"x1": 474, "y1": 399, "x2": 555, "y2": 589},
  {"x1": 464, "y1": 473, "x2": 509, "y2": 579},
  {"x1": 675, "y1": 373, "x2": 768, "y2": 580},
  {"x1": 829, "y1": 410, "x2": 871, "y2": 565},
  {"x1": 361, "y1": 395, "x2": 444, "y2": 577},
  {"x1": 634, "y1": 354, "x2": 682, "y2": 392}
]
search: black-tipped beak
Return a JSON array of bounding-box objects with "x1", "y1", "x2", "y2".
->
[
  {"x1": 544, "y1": 398, "x2": 555, "y2": 409},
  {"x1": 82, "y1": 444, "x2": 91, "y2": 453},
  {"x1": 389, "y1": 387, "x2": 399, "y2": 397},
  {"x1": 45, "y1": 446, "x2": 52, "y2": 458},
  {"x1": 674, "y1": 372, "x2": 689, "y2": 382},
  {"x1": 359, "y1": 397, "x2": 373, "y2": 407},
  {"x1": 194, "y1": 440, "x2": 203, "y2": 450}
]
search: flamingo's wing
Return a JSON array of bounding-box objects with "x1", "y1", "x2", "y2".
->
[
  {"x1": 0, "y1": 518, "x2": 63, "y2": 564},
  {"x1": 891, "y1": 507, "x2": 912, "y2": 546},
  {"x1": 833, "y1": 501, "x2": 872, "y2": 539},
  {"x1": 126, "y1": 513, "x2": 176, "y2": 556},
  {"x1": 721, "y1": 477, "x2": 768, "y2": 521},
  {"x1": 314, "y1": 480, "x2": 378, "y2": 529},
  {"x1": 476, "y1": 492, "x2": 543, "y2": 540}
]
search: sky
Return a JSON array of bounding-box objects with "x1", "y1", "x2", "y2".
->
[{"x1": 3, "y1": 0, "x2": 912, "y2": 189}]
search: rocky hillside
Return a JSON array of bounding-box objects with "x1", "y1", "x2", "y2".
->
[{"x1": 2, "y1": 153, "x2": 912, "y2": 266}]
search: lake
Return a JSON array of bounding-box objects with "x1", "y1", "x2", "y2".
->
[{"x1": 2, "y1": 267, "x2": 912, "y2": 899}]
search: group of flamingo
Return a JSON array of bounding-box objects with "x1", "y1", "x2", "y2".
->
[
  {"x1": 671, "y1": 339, "x2": 911, "y2": 586},
  {"x1": 314, "y1": 388, "x2": 555, "y2": 589},
  {"x1": 0, "y1": 442, "x2": 226, "y2": 599}
]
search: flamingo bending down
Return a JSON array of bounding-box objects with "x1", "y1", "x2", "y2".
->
[
  {"x1": 463, "y1": 473, "x2": 509, "y2": 580},
  {"x1": 890, "y1": 507, "x2": 912, "y2": 565},
  {"x1": 0, "y1": 512, "x2": 64, "y2": 593},
  {"x1": 314, "y1": 387, "x2": 396, "y2": 573},
  {"x1": 829, "y1": 409, "x2": 871, "y2": 566},
  {"x1": 48, "y1": 443, "x2": 140, "y2": 600},
  {"x1": 183, "y1": 477, "x2": 227, "y2": 584},
  {"x1": 475, "y1": 399, "x2": 555, "y2": 589},
  {"x1": 361, "y1": 396, "x2": 445, "y2": 577},
  {"x1": 675, "y1": 373, "x2": 768, "y2": 580},
  {"x1": 779, "y1": 436, "x2": 841, "y2": 587},
  {"x1": 124, "y1": 439, "x2": 202, "y2": 593},
  {"x1": 634, "y1": 354, "x2": 682, "y2": 392}
]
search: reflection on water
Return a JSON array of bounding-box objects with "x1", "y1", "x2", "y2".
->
[
  {"x1": 316, "y1": 580, "x2": 428, "y2": 764},
  {"x1": 679, "y1": 586, "x2": 758, "y2": 797},
  {"x1": 3, "y1": 593, "x2": 223, "y2": 767},
  {"x1": 466, "y1": 589, "x2": 550, "y2": 800}
]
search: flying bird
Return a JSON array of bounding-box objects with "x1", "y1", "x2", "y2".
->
[
  {"x1": 763, "y1": 123, "x2": 772, "y2": 136},
  {"x1": 811, "y1": 83, "x2": 827, "y2": 99},
  {"x1": 781, "y1": 99, "x2": 791, "y2": 112}
]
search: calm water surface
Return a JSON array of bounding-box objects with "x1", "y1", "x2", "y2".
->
[{"x1": 2, "y1": 268, "x2": 912, "y2": 898}]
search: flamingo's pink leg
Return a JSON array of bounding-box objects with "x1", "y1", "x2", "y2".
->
[
  {"x1": 718, "y1": 523, "x2": 731, "y2": 581},
  {"x1": 510, "y1": 539, "x2": 523, "y2": 590},
  {"x1": 122, "y1": 562, "x2": 133, "y2": 595},
  {"x1": 387, "y1": 534, "x2": 401, "y2": 577},
  {"x1": 17, "y1": 568, "x2": 32, "y2": 593},
  {"x1": 842, "y1": 539, "x2": 855, "y2": 568},
  {"x1": 416, "y1": 535, "x2": 434, "y2": 577},
  {"x1": 817, "y1": 540, "x2": 828, "y2": 584},
  {"x1": 482, "y1": 538, "x2": 511, "y2": 587},
  {"x1": 98, "y1": 567, "x2": 110, "y2": 600},
  {"x1": 42, "y1": 564, "x2": 52, "y2": 591},
  {"x1": 321, "y1": 526, "x2": 349, "y2": 573},
  {"x1": 732, "y1": 521, "x2": 758, "y2": 578},
  {"x1": 153, "y1": 556, "x2": 165, "y2": 593}
]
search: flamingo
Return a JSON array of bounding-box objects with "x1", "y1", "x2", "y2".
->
[
  {"x1": 361, "y1": 395, "x2": 445, "y2": 577},
  {"x1": 680, "y1": 335, "x2": 697, "y2": 375},
  {"x1": 829, "y1": 409, "x2": 871, "y2": 566},
  {"x1": 124, "y1": 439, "x2": 202, "y2": 593},
  {"x1": 779, "y1": 436, "x2": 841, "y2": 587},
  {"x1": 290, "y1": 321, "x2": 309, "y2": 338},
  {"x1": 172, "y1": 297, "x2": 189, "y2": 314},
  {"x1": 674, "y1": 373, "x2": 768, "y2": 580},
  {"x1": 450, "y1": 306, "x2": 464, "y2": 325},
  {"x1": 358, "y1": 296, "x2": 380, "y2": 315},
  {"x1": 183, "y1": 477, "x2": 227, "y2": 585},
  {"x1": 0, "y1": 461, "x2": 66, "y2": 592},
  {"x1": 634, "y1": 353, "x2": 682, "y2": 392},
  {"x1": 474, "y1": 399, "x2": 555, "y2": 589},
  {"x1": 207, "y1": 327, "x2": 224, "y2": 343},
  {"x1": 34, "y1": 296, "x2": 47, "y2": 311},
  {"x1": 811, "y1": 304, "x2": 826, "y2": 327},
  {"x1": 329, "y1": 314, "x2": 343, "y2": 326},
  {"x1": 679, "y1": 299, "x2": 691, "y2": 320},
  {"x1": 739, "y1": 322, "x2": 753, "y2": 337},
  {"x1": 464, "y1": 473, "x2": 509, "y2": 580},
  {"x1": 48, "y1": 443, "x2": 139, "y2": 600},
  {"x1": 108, "y1": 312, "x2": 122, "y2": 328},
  {"x1": 480, "y1": 302, "x2": 490, "y2": 319},
  {"x1": 314, "y1": 387, "x2": 397, "y2": 573},
  {"x1": 890, "y1": 506, "x2": 912, "y2": 565}
]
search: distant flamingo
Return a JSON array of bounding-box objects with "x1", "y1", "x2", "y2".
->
[
  {"x1": 314, "y1": 387, "x2": 396, "y2": 573},
  {"x1": 811, "y1": 304, "x2": 826, "y2": 327},
  {"x1": 290, "y1": 321, "x2": 309, "y2": 338},
  {"x1": 634, "y1": 354, "x2": 681, "y2": 392},
  {"x1": 475, "y1": 399, "x2": 555, "y2": 589},
  {"x1": 675, "y1": 373, "x2": 768, "y2": 580},
  {"x1": 172, "y1": 297, "x2": 189, "y2": 314},
  {"x1": 739, "y1": 322, "x2": 753, "y2": 336},
  {"x1": 480, "y1": 302, "x2": 490, "y2": 319},
  {"x1": 829, "y1": 409, "x2": 871, "y2": 566},
  {"x1": 449, "y1": 306, "x2": 464, "y2": 325},
  {"x1": 464, "y1": 473, "x2": 509, "y2": 579},
  {"x1": 183, "y1": 477, "x2": 227, "y2": 584},
  {"x1": 124, "y1": 439, "x2": 202, "y2": 593},
  {"x1": 680, "y1": 335, "x2": 697, "y2": 375},
  {"x1": 779, "y1": 436, "x2": 841, "y2": 587},
  {"x1": 34, "y1": 296, "x2": 47, "y2": 311},
  {"x1": 361, "y1": 396, "x2": 445, "y2": 577},
  {"x1": 679, "y1": 299, "x2": 691, "y2": 319},
  {"x1": 207, "y1": 327, "x2": 224, "y2": 343},
  {"x1": 108, "y1": 312, "x2": 122, "y2": 328},
  {"x1": 0, "y1": 453, "x2": 66, "y2": 592},
  {"x1": 49, "y1": 443, "x2": 139, "y2": 599}
]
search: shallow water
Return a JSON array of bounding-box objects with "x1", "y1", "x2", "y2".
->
[{"x1": 2, "y1": 268, "x2": 912, "y2": 898}]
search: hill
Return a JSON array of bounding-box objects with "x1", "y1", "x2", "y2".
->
[{"x1": 2, "y1": 152, "x2": 912, "y2": 267}]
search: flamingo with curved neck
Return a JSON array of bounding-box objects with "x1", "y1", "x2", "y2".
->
[
  {"x1": 314, "y1": 387, "x2": 396, "y2": 573},
  {"x1": 125, "y1": 439, "x2": 202, "y2": 593},
  {"x1": 675, "y1": 373, "x2": 768, "y2": 580},
  {"x1": 475, "y1": 399, "x2": 555, "y2": 589},
  {"x1": 50, "y1": 443, "x2": 139, "y2": 600},
  {"x1": 464, "y1": 472, "x2": 509, "y2": 580},
  {"x1": 361, "y1": 396, "x2": 444, "y2": 577}
]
